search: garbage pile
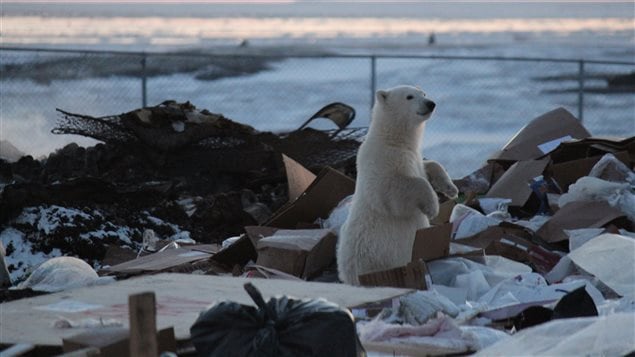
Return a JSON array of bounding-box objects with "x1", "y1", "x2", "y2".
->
[
  {"x1": 0, "y1": 101, "x2": 360, "y2": 285},
  {"x1": 1, "y1": 105, "x2": 634, "y2": 356}
]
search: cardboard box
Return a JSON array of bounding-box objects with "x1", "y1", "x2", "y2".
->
[
  {"x1": 411, "y1": 223, "x2": 452, "y2": 261},
  {"x1": 359, "y1": 259, "x2": 429, "y2": 290},
  {"x1": 489, "y1": 107, "x2": 590, "y2": 162},
  {"x1": 254, "y1": 228, "x2": 337, "y2": 279},
  {"x1": 536, "y1": 200, "x2": 626, "y2": 243}
]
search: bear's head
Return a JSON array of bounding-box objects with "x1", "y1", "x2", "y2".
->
[{"x1": 374, "y1": 85, "x2": 436, "y2": 127}]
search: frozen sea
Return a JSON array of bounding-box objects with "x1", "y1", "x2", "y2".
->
[{"x1": 1, "y1": 2, "x2": 634, "y2": 178}]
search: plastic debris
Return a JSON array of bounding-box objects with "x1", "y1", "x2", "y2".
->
[{"x1": 17, "y1": 256, "x2": 114, "y2": 292}]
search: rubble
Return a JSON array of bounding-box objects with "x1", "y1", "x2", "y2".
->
[{"x1": 1, "y1": 104, "x2": 634, "y2": 356}]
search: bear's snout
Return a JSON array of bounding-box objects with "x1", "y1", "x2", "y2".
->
[{"x1": 426, "y1": 100, "x2": 436, "y2": 112}]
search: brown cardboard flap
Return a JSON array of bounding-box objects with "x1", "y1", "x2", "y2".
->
[
  {"x1": 551, "y1": 151, "x2": 630, "y2": 192},
  {"x1": 211, "y1": 235, "x2": 256, "y2": 267},
  {"x1": 282, "y1": 154, "x2": 317, "y2": 202},
  {"x1": 266, "y1": 166, "x2": 355, "y2": 228},
  {"x1": 412, "y1": 223, "x2": 452, "y2": 261},
  {"x1": 546, "y1": 136, "x2": 635, "y2": 164},
  {"x1": 536, "y1": 201, "x2": 626, "y2": 243},
  {"x1": 489, "y1": 107, "x2": 590, "y2": 162},
  {"x1": 485, "y1": 158, "x2": 550, "y2": 206},
  {"x1": 430, "y1": 200, "x2": 456, "y2": 225},
  {"x1": 359, "y1": 260, "x2": 428, "y2": 290}
]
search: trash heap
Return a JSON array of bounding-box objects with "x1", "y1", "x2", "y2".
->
[{"x1": 0, "y1": 106, "x2": 634, "y2": 356}]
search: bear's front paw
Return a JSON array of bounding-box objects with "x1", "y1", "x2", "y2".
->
[
  {"x1": 439, "y1": 181, "x2": 459, "y2": 200},
  {"x1": 421, "y1": 199, "x2": 440, "y2": 219}
]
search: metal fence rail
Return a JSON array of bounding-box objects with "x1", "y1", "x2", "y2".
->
[{"x1": 1, "y1": 47, "x2": 634, "y2": 176}]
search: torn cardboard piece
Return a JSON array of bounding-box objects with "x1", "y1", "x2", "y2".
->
[
  {"x1": 489, "y1": 107, "x2": 590, "y2": 162},
  {"x1": 359, "y1": 260, "x2": 429, "y2": 290},
  {"x1": 282, "y1": 154, "x2": 317, "y2": 202},
  {"x1": 254, "y1": 228, "x2": 337, "y2": 279},
  {"x1": 267, "y1": 166, "x2": 355, "y2": 228},
  {"x1": 536, "y1": 201, "x2": 626, "y2": 243},
  {"x1": 568, "y1": 233, "x2": 635, "y2": 297},
  {"x1": 485, "y1": 158, "x2": 550, "y2": 209},
  {"x1": 458, "y1": 223, "x2": 560, "y2": 274},
  {"x1": 412, "y1": 223, "x2": 452, "y2": 262}
]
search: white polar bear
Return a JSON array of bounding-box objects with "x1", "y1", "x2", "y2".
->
[{"x1": 337, "y1": 85, "x2": 458, "y2": 285}]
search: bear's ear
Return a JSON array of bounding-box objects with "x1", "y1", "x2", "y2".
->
[{"x1": 375, "y1": 90, "x2": 389, "y2": 103}]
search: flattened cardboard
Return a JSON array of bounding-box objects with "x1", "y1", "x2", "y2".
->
[
  {"x1": 485, "y1": 158, "x2": 550, "y2": 207},
  {"x1": 0, "y1": 273, "x2": 412, "y2": 347},
  {"x1": 282, "y1": 154, "x2": 316, "y2": 202},
  {"x1": 63, "y1": 327, "x2": 175, "y2": 357},
  {"x1": 430, "y1": 200, "x2": 456, "y2": 226},
  {"x1": 490, "y1": 107, "x2": 590, "y2": 162},
  {"x1": 107, "y1": 245, "x2": 215, "y2": 274},
  {"x1": 266, "y1": 166, "x2": 355, "y2": 228},
  {"x1": 536, "y1": 201, "x2": 626, "y2": 243},
  {"x1": 255, "y1": 228, "x2": 337, "y2": 279},
  {"x1": 411, "y1": 223, "x2": 452, "y2": 261},
  {"x1": 359, "y1": 260, "x2": 429, "y2": 290},
  {"x1": 551, "y1": 151, "x2": 630, "y2": 192}
]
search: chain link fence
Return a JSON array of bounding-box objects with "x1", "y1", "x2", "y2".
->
[{"x1": 1, "y1": 47, "x2": 634, "y2": 177}]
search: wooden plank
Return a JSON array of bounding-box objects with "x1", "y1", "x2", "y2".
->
[
  {"x1": 128, "y1": 292, "x2": 157, "y2": 357},
  {"x1": 0, "y1": 273, "x2": 411, "y2": 347}
]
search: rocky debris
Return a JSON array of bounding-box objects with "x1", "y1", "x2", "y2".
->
[{"x1": 0, "y1": 101, "x2": 360, "y2": 285}]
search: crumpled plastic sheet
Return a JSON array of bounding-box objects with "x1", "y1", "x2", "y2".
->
[
  {"x1": 358, "y1": 313, "x2": 509, "y2": 352},
  {"x1": 17, "y1": 256, "x2": 114, "y2": 292},
  {"x1": 397, "y1": 290, "x2": 460, "y2": 325},
  {"x1": 588, "y1": 153, "x2": 635, "y2": 185},
  {"x1": 428, "y1": 256, "x2": 531, "y2": 293},
  {"x1": 474, "y1": 312, "x2": 635, "y2": 356},
  {"x1": 559, "y1": 176, "x2": 635, "y2": 223},
  {"x1": 449, "y1": 204, "x2": 504, "y2": 240}
]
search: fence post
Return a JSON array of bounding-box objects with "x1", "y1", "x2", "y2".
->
[
  {"x1": 578, "y1": 60, "x2": 585, "y2": 122},
  {"x1": 370, "y1": 55, "x2": 376, "y2": 109},
  {"x1": 141, "y1": 53, "x2": 147, "y2": 108}
]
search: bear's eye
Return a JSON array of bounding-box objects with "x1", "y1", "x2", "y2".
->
[{"x1": 406, "y1": 95, "x2": 414, "y2": 100}]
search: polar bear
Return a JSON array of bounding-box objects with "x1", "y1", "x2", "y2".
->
[{"x1": 337, "y1": 85, "x2": 458, "y2": 285}]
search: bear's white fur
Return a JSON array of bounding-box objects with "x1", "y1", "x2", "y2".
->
[{"x1": 337, "y1": 85, "x2": 458, "y2": 285}]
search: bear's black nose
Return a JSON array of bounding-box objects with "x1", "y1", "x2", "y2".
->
[{"x1": 426, "y1": 101, "x2": 436, "y2": 112}]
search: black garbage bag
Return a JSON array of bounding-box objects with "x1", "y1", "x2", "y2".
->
[{"x1": 190, "y1": 282, "x2": 366, "y2": 357}]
